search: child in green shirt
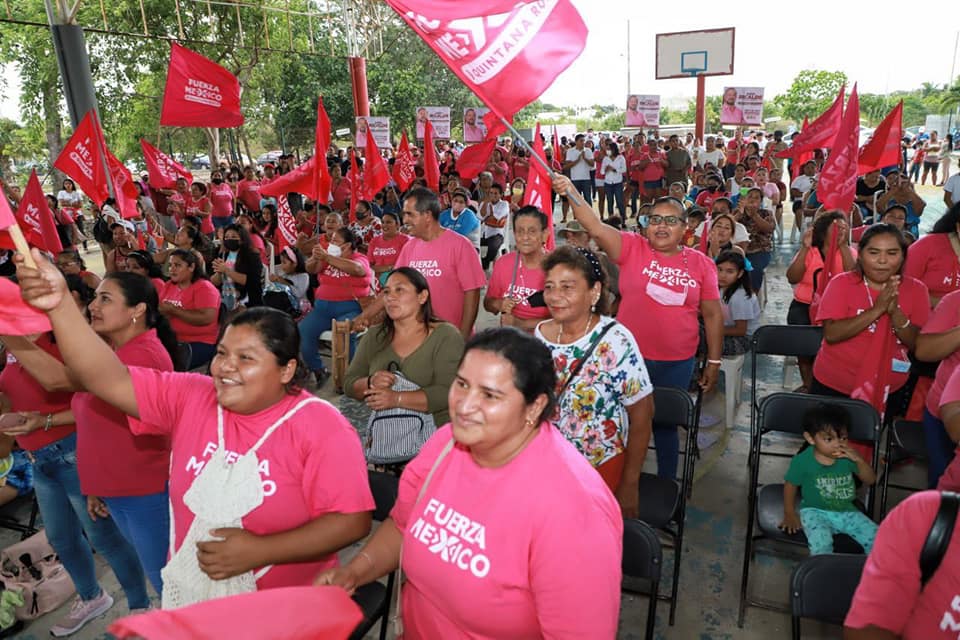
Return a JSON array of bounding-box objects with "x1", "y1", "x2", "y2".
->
[{"x1": 779, "y1": 402, "x2": 878, "y2": 554}]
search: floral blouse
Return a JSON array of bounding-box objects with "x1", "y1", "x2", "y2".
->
[{"x1": 535, "y1": 316, "x2": 653, "y2": 467}]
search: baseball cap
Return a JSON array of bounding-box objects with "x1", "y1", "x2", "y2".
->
[{"x1": 110, "y1": 219, "x2": 136, "y2": 234}]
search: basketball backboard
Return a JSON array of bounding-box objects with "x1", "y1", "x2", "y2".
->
[{"x1": 655, "y1": 28, "x2": 735, "y2": 79}]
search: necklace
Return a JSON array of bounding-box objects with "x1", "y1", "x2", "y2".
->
[{"x1": 557, "y1": 312, "x2": 595, "y2": 345}]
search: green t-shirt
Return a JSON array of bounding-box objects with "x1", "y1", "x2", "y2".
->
[{"x1": 784, "y1": 446, "x2": 858, "y2": 512}]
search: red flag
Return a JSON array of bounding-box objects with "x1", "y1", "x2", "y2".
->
[
  {"x1": 348, "y1": 150, "x2": 362, "y2": 221},
  {"x1": 261, "y1": 157, "x2": 319, "y2": 199},
  {"x1": 522, "y1": 123, "x2": 555, "y2": 250},
  {"x1": 160, "y1": 43, "x2": 244, "y2": 128},
  {"x1": 699, "y1": 213, "x2": 711, "y2": 254},
  {"x1": 362, "y1": 128, "x2": 391, "y2": 200},
  {"x1": 386, "y1": 0, "x2": 587, "y2": 125},
  {"x1": 818, "y1": 86, "x2": 860, "y2": 213},
  {"x1": 0, "y1": 278, "x2": 52, "y2": 335},
  {"x1": 14, "y1": 171, "x2": 62, "y2": 254},
  {"x1": 140, "y1": 139, "x2": 193, "y2": 190},
  {"x1": 858, "y1": 100, "x2": 903, "y2": 174},
  {"x1": 552, "y1": 126, "x2": 562, "y2": 168},
  {"x1": 483, "y1": 111, "x2": 510, "y2": 140},
  {"x1": 275, "y1": 194, "x2": 299, "y2": 251},
  {"x1": 457, "y1": 139, "x2": 497, "y2": 181},
  {"x1": 105, "y1": 148, "x2": 142, "y2": 220},
  {"x1": 53, "y1": 111, "x2": 109, "y2": 205},
  {"x1": 313, "y1": 97, "x2": 332, "y2": 204},
  {"x1": 392, "y1": 131, "x2": 417, "y2": 192},
  {"x1": 780, "y1": 85, "x2": 845, "y2": 158},
  {"x1": 423, "y1": 119, "x2": 440, "y2": 192}
]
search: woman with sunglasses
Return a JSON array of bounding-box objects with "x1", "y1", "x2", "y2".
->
[{"x1": 553, "y1": 174, "x2": 723, "y2": 481}]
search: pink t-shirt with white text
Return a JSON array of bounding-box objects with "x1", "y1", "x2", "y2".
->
[
  {"x1": 845, "y1": 491, "x2": 960, "y2": 639},
  {"x1": 128, "y1": 368, "x2": 374, "y2": 590},
  {"x1": 487, "y1": 252, "x2": 549, "y2": 320},
  {"x1": 210, "y1": 183, "x2": 235, "y2": 218},
  {"x1": 616, "y1": 233, "x2": 720, "y2": 360},
  {"x1": 367, "y1": 233, "x2": 410, "y2": 269},
  {"x1": 391, "y1": 425, "x2": 622, "y2": 639},
  {"x1": 395, "y1": 229, "x2": 486, "y2": 329},
  {"x1": 159, "y1": 279, "x2": 222, "y2": 344},
  {"x1": 923, "y1": 289, "x2": 960, "y2": 418}
]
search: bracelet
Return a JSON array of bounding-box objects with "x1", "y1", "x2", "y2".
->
[
  {"x1": 707, "y1": 359, "x2": 723, "y2": 366},
  {"x1": 44, "y1": 414, "x2": 53, "y2": 432},
  {"x1": 897, "y1": 317, "x2": 911, "y2": 330}
]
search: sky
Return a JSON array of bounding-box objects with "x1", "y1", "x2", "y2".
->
[{"x1": 2, "y1": 1, "x2": 958, "y2": 123}]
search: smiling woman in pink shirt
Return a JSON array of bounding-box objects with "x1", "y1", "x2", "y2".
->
[{"x1": 317, "y1": 328, "x2": 623, "y2": 639}]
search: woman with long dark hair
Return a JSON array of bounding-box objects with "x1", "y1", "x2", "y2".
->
[
  {"x1": 159, "y1": 249, "x2": 221, "y2": 369},
  {"x1": 210, "y1": 223, "x2": 263, "y2": 311}
]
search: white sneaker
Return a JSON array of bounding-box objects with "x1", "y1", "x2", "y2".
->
[{"x1": 49, "y1": 590, "x2": 114, "y2": 637}]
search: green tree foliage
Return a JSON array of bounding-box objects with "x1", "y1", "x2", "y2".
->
[{"x1": 774, "y1": 70, "x2": 849, "y2": 122}]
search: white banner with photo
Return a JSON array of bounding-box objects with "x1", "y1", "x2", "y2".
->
[
  {"x1": 625, "y1": 94, "x2": 660, "y2": 127},
  {"x1": 356, "y1": 116, "x2": 391, "y2": 148},
  {"x1": 416, "y1": 106, "x2": 451, "y2": 140},
  {"x1": 720, "y1": 87, "x2": 764, "y2": 126}
]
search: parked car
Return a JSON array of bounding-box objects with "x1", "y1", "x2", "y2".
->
[
  {"x1": 257, "y1": 151, "x2": 282, "y2": 166},
  {"x1": 190, "y1": 154, "x2": 211, "y2": 169}
]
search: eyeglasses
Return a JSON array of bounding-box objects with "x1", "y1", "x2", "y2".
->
[{"x1": 647, "y1": 215, "x2": 685, "y2": 226}]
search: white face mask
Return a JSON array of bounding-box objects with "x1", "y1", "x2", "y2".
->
[
  {"x1": 606, "y1": 150, "x2": 612, "y2": 157},
  {"x1": 327, "y1": 243, "x2": 342, "y2": 257}
]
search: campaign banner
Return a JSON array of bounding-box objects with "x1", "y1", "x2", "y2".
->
[
  {"x1": 720, "y1": 86, "x2": 764, "y2": 126},
  {"x1": 416, "y1": 106, "x2": 451, "y2": 140},
  {"x1": 625, "y1": 94, "x2": 660, "y2": 127},
  {"x1": 356, "y1": 117, "x2": 391, "y2": 149},
  {"x1": 463, "y1": 107, "x2": 490, "y2": 142}
]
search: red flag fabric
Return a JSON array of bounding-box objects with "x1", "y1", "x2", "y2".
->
[
  {"x1": 260, "y1": 157, "x2": 319, "y2": 199},
  {"x1": 0, "y1": 277, "x2": 52, "y2": 335},
  {"x1": 387, "y1": 0, "x2": 587, "y2": 126},
  {"x1": 818, "y1": 86, "x2": 860, "y2": 213},
  {"x1": 780, "y1": 85, "x2": 845, "y2": 158},
  {"x1": 160, "y1": 43, "x2": 244, "y2": 128},
  {"x1": 423, "y1": 120, "x2": 440, "y2": 192},
  {"x1": 275, "y1": 194, "x2": 299, "y2": 251},
  {"x1": 552, "y1": 126, "x2": 562, "y2": 167},
  {"x1": 0, "y1": 188, "x2": 15, "y2": 230},
  {"x1": 53, "y1": 111, "x2": 109, "y2": 205},
  {"x1": 16, "y1": 171, "x2": 62, "y2": 254},
  {"x1": 858, "y1": 100, "x2": 903, "y2": 174},
  {"x1": 483, "y1": 111, "x2": 510, "y2": 140},
  {"x1": 140, "y1": 138, "x2": 193, "y2": 190},
  {"x1": 108, "y1": 586, "x2": 362, "y2": 640},
  {"x1": 362, "y1": 128, "x2": 391, "y2": 200},
  {"x1": 522, "y1": 123, "x2": 555, "y2": 250},
  {"x1": 393, "y1": 131, "x2": 417, "y2": 192},
  {"x1": 105, "y1": 148, "x2": 142, "y2": 220},
  {"x1": 313, "y1": 97, "x2": 332, "y2": 204},
  {"x1": 348, "y1": 150, "x2": 361, "y2": 221},
  {"x1": 457, "y1": 139, "x2": 497, "y2": 181}
]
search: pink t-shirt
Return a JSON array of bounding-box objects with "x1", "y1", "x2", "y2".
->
[
  {"x1": 616, "y1": 233, "x2": 720, "y2": 360},
  {"x1": 367, "y1": 233, "x2": 409, "y2": 269},
  {"x1": 210, "y1": 183, "x2": 235, "y2": 218},
  {"x1": 159, "y1": 279, "x2": 222, "y2": 344},
  {"x1": 937, "y1": 366, "x2": 960, "y2": 491},
  {"x1": 813, "y1": 272, "x2": 930, "y2": 395},
  {"x1": 186, "y1": 196, "x2": 214, "y2": 234},
  {"x1": 904, "y1": 233, "x2": 960, "y2": 302},
  {"x1": 641, "y1": 150, "x2": 666, "y2": 182},
  {"x1": 315, "y1": 253, "x2": 374, "y2": 302},
  {"x1": 249, "y1": 232, "x2": 268, "y2": 266},
  {"x1": 128, "y1": 368, "x2": 374, "y2": 590},
  {"x1": 237, "y1": 179, "x2": 261, "y2": 213},
  {"x1": 72, "y1": 329, "x2": 172, "y2": 497},
  {"x1": 391, "y1": 425, "x2": 622, "y2": 639},
  {"x1": 923, "y1": 289, "x2": 960, "y2": 418},
  {"x1": 395, "y1": 229, "x2": 487, "y2": 329},
  {"x1": 845, "y1": 490, "x2": 960, "y2": 639},
  {"x1": 487, "y1": 252, "x2": 549, "y2": 320}
]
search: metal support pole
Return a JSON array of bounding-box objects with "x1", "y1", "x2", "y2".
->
[{"x1": 695, "y1": 75, "x2": 707, "y2": 142}]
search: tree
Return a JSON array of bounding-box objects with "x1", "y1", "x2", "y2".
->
[
  {"x1": 941, "y1": 81, "x2": 960, "y2": 113},
  {"x1": 774, "y1": 70, "x2": 848, "y2": 122}
]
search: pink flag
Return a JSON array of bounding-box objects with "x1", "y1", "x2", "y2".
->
[
  {"x1": 160, "y1": 43, "x2": 244, "y2": 128},
  {"x1": 522, "y1": 123, "x2": 555, "y2": 250},
  {"x1": 0, "y1": 278, "x2": 52, "y2": 336},
  {"x1": 423, "y1": 119, "x2": 440, "y2": 192},
  {"x1": 858, "y1": 100, "x2": 903, "y2": 174},
  {"x1": 392, "y1": 130, "x2": 416, "y2": 192},
  {"x1": 818, "y1": 85, "x2": 860, "y2": 213},
  {"x1": 140, "y1": 138, "x2": 193, "y2": 190},
  {"x1": 260, "y1": 157, "x2": 319, "y2": 199},
  {"x1": 385, "y1": 0, "x2": 587, "y2": 126},
  {"x1": 780, "y1": 85, "x2": 845, "y2": 158},
  {"x1": 53, "y1": 111, "x2": 109, "y2": 205}
]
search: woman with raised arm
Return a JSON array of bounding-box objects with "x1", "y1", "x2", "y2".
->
[
  {"x1": 552, "y1": 174, "x2": 723, "y2": 481},
  {"x1": 15, "y1": 250, "x2": 374, "y2": 610}
]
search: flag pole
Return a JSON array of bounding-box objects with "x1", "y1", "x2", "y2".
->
[
  {"x1": 498, "y1": 117, "x2": 584, "y2": 207},
  {"x1": 8, "y1": 224, "x2": 38, "y2": 269}
]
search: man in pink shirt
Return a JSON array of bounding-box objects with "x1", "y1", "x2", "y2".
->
[{"x1": 355, "y1": 188, "x2": 485, "y2": 338}]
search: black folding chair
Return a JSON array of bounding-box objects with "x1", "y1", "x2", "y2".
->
[
  {"x1": 878, "y1": 419, "x2": 928, "y2": 519},
  {"x1": 749, "y1": 325, "x2": 824, "y2": 469},
  {"x1": 621, "y1": 519, "x2": 662, "y2": 640},
  {"x1": 0, "y1": 493, "x2": 39, "y2": 540},
  {"x1": 636, "y1": 386, "x2": 698, "y2": 626},
  {"x1": 349, "y1": 471, "x2": 399, "y2": 640},
  {"x1": 737, "y1": 392, "x2": 880, "y2": 627},
  {"x1": 790, "y1": 553, "x2": 867, "y2": 640}
]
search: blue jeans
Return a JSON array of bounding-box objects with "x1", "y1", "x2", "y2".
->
[
  {"x1": 644, "y1": 357, "x2": 697, "y2": 480},
  {"x1": 187, "y1": 342, "x2": 217, "y2": 370},
  {"x1": 31, "y1": 433, "x2": 149, "y2": 608},
  {"x1": 104, "y1": 491, "x2": 170, "y2": 596},
  {"x1": 299, "y1": 299, "x2": 361, "y2": 373},
  {"x1": 746, "y1": 250, "x2": 772, "y2": 291},
  {"x1": 571, "y1": 179, "x2": 593, "y2": 206},
  {"x1": 605, "y1": 182, "x2": 625, "y2": 217},
  {"x1": 923, "y1": 408, "x2": 956, "y2": 489},
  {"x1": 212, "y1": 215, "x2": 234, "y2": 230}
]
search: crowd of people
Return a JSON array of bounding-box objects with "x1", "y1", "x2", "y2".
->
[{"x1": 0, "y1": 123, "x2": 958, "y2": 638}]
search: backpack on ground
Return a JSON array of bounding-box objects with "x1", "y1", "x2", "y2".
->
[{"x1": 0, "y1": 529, "x2": 75, "y2": 621}]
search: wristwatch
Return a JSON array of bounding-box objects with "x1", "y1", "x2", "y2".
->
[{"x1": 44, "y1": 413, "x2": 54, "y2": 431}]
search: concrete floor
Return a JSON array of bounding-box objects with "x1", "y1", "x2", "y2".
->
[{"x1": 0, "y1": 184, "x2": 947, "y2": 639}]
